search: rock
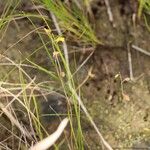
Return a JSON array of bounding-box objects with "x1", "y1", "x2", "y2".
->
[{"x1": 39, "y1": 92, "x2": 68, "y2": 125}]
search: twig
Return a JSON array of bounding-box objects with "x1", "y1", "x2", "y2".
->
[
  {"x1": 29, "y1": 118, "x2": 69, "y2": 150},
  {"x1": 23, "y1": 5, "x2": 44, "y2": 11},
  {"x1": 104, "y1": 0, "x2": 115, "y2": 27},
  {"x1": 0, "y1": 102, "x2": 30, "y2": 139},
  {"x1": 132, "y1": 45, "x2": 150, "y2": 57},
  {"x1": 50, "y1": 12, "x2": 69, "y2": 65},
  {"x1": 3, "y1": 26, "x2": 44, "y2": 55},
  {"x1": 71, "y1": 91, "x2": 113, "y2": 150},
  {"x1": 0, "y1": 77, "x2": 36, "y2": 113},
  {"x1": 74, "y1": 0, "x2": 82, "y2": 10},
  {"x1": 72, "y1": 50, "x2": 94, "y2": 76},
  {"x1": 127, "y1": 43, "x2": 134, "y2": 80}
]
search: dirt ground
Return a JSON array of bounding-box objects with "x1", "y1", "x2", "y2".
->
[
  {"x1": 0, "y1": 0, "x2": 150, "y2": 149},
  {"x1": 78, "y1": 0, "x2": 150, "y2": 149}
]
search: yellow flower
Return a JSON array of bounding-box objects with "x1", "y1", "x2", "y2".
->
[{"x1": 55, "y1": 36, "x2": 65, "y2": 43}]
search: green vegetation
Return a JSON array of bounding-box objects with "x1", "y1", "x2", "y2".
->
[
  {"x1": 0, "y1": 0, "x2": 150, "y2": 150},
  {"x1": 41, "y1": 0, "x2": 100, "y2": 44},
  {"x1": 138, "y1": 0, "x2": 150, "y2": 17}
]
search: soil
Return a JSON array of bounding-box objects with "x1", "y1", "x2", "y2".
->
[
  {"x1": 77, "y1": 0, "x2": 150, "y2": 149},
  {"x1": 0, "y1": 0, "x2": 150, "y2": 150}
]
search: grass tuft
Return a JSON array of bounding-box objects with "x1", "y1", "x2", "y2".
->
[{"x1": 41, "y1": 0, "x2": 100, "y2": 45}]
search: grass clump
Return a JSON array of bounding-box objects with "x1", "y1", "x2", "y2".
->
[
  {"x1": 0, "y1": 1, "x2": 88, "y2": 149},
  {"x1": 138, "y1": 0, "x2": 150, "y2": 32},
  {"x1": 0, "y1": 0, "x2": 113, "y2": 149},
  {"x1": 40, "y1": 0, "x2": 100, "y2": 45},
  {"x1": 138, "y1": 0, "x2": 150, "y2": 17}
]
